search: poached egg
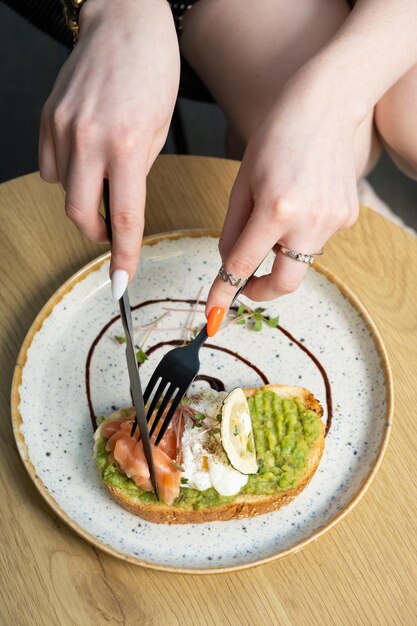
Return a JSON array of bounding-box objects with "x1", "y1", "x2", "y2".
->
[{"x1": 180, "y1": 389, "x2": 255, "y2": 497}]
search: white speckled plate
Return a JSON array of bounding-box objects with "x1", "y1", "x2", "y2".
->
[{"x1": 11, "y1": 231, "x2": 393, "y2": 574}]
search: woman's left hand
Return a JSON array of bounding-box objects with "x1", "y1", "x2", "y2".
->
[{"x1": 205, "y1": 67, "x2": 361, "y2": 319}]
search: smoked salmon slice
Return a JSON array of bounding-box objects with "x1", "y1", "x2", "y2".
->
[{"x1": 102, "y1": 409, "x2": 183, "y2": 506}]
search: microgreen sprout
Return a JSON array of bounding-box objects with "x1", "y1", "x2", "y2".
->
[
  {"x1": 113, "y1": 312, "x2": 170, "y2": 364},
  {"x1": 135, "y1": 347, "x2": 148, "y2": 364},
  {"x1": 224, "y1": 302, "x2": 279, "y2": 332}
]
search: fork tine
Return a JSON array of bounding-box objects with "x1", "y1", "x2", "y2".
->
[
  {"x1": 155, "y1": 387, "x2": 186, "y2": 446},
  {"x1": 131, "y1": 371, "x2": 163, "y2": 437},
  {"x1": 149, "y1": 383, "x2": 176, "y2": 438},
  {"x1": 143, "y1": 369, "x2": 161, "y2": 405},
  {"x1": 145, "y1": 378, "x2": 169, "y2": 423}
]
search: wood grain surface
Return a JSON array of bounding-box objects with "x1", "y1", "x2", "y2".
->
[{"x1": 0, "y1": 155, "x2": 416, "y2": 625}]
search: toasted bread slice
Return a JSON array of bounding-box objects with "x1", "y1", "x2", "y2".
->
[{"x1": 95, "y1": 385, "x2": 324, "y2": 524}]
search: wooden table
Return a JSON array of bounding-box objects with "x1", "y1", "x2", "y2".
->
[{"x1": 1, "y1": 155, "x2": 416, "y2": 625}]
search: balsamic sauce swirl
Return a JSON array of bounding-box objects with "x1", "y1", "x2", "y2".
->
[{"x1": 85, "y1": 298, "x2": 332, "y2": 435}]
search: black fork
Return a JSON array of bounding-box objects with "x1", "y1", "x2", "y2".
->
[{"x1": 132, "y1": 278, "x2": 254, "y2": 444}]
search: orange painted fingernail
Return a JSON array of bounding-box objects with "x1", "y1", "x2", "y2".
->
[{"x1": 207, "y1": 306, "x2": 225, "y2": 337}]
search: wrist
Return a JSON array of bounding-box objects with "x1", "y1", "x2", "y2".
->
[
  {"x1": 309, "y1": 53, "x2": 371, "y2": 128},
  {"x1": 292, "y1": 56, "x2": 369, "y2": 133},
  {"x1": 80, "y1": 0, "x2": 174, "y2": 31}
]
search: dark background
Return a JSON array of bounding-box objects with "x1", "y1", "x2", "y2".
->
[{"x1": 1, "y1": 2, "x2": 416, "y2": 231}]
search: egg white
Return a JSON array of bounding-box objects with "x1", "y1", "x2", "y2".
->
[{"x1": 180, "y1": 389, "x2": 248, "y2": 497}]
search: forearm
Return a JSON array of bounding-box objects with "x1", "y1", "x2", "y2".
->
[
  {"x1": 79, "y1": 0, "x2": 177, "y2": 43},
  {"x1": 80, "y1": 0, "x2": 172, "y2": 22},
  {"x1": 307, "y1": 0, "x2": 417, "y2": 125}
]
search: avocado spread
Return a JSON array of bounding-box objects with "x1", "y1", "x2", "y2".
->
[{"x1": 95, "y1": 390, "x2": 322, "y2": 510}]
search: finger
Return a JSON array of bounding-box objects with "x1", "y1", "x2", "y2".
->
[
  {"x1": 205, "y1": 206, "x2": 282, "y2": 317},
  {"x1": 65, "y1": 157, "x2": 108, "y2": 243},
  {"x1": 38, "y1": 108, "x2": 59, "y2": 183},
  {"x1": 245, "y1": 230, "x2": 328, "y2": 301},
  {"x1": 107, "y1": 159, "x2": 146, "y2": 281},
  {"x1": 218, "y1": 170, "x2": 253, "y2": 260},
  {"x1": 244, "y1": 250, "x2": 309, "y2": 301},
  {"x1": 50, "y1": 115, "x2": 73, "y2": 188}
]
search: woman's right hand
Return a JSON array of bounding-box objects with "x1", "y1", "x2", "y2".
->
[{"x1": 39, "y1": 0, "x2": 180, "y2": 294}]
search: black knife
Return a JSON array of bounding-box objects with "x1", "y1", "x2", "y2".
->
[{"x1": 102, "y1": 179, "x2": 159, "y2": 500}]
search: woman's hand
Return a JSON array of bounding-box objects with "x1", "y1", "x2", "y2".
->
[
  {"x1": 39, "y1": 0, "x2": 180, "y2": 296},
  {"x1": 205, "y1": 67, "x2": 360, "y2": 323}
]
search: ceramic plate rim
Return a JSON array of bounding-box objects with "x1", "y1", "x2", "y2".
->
[{"x1": 11, "y1": 228, "x2": 394, "y2": 575}]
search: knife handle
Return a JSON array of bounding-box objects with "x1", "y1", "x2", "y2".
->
[{"x1": 103, "y1": 179, "x2": 113, "y2": 244}]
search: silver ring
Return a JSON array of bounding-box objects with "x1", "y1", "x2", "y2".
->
[
  {"x1": 218, "y1": 264, "x2": 247, "y2": 289},
  {"x1": 279, "y1": 246, "x2": 324, "y2": 266}
]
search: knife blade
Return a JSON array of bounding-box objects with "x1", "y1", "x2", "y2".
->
[{"x1": 102, "y1": 179, "x2": 159, "y2": 500}]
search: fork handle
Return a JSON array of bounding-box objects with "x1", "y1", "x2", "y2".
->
[
  {"x1": 231, "y1": 276, "x2": 251, "y2": 305},
  {"x1": 230, "y1": 269, "x2": 257, "y2": 305},
  {"x1": 193, "y1": 324, "x2": 209, "y2": 347}
]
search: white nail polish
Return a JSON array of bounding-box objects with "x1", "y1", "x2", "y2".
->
[{"x1": 111, "y1": 269, "x2": 129, "y2": 301}]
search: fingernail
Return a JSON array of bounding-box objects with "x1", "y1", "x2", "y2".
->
[
  {"x1": 111, "y1": 269, "x2": 129, "y2": 301},
  {"x1": 207, "y1": 306, "x2": 225, "y2": 337}
]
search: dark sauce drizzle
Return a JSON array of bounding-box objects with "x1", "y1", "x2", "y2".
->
[
  {"x1": 86, "y1": 298, "x2": 332, "y2": 435},
  {"x1": 194, "y1": 374, "x2": 225, "y2": 392}
]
